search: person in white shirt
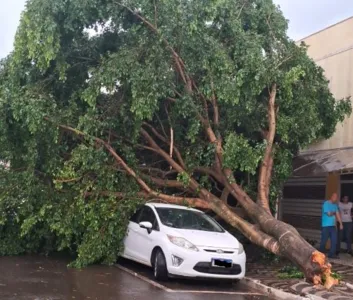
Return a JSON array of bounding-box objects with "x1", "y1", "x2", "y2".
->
[{"x1": 336, "y1": 196, "x2": 353, "y2": 256}]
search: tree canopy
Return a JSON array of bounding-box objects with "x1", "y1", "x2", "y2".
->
[{"x1": 0, "y1": 0, "x2": 351, "y2": 269}]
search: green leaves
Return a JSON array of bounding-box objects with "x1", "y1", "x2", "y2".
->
[
  {"x1": 223, "y1": 133, "x2": 265, "y2": 175},
  {"x1": 0, "y1": 0, "x2": 351, "y2": 267},
  {"x1": 13, "y1": 0, "x2": 61, "y2": 71},
  {"x1": 177, "y1": 172, "x2": 191, "y2": 188}
]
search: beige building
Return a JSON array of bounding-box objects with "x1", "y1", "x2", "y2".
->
[
  {"x1": 302, "y1": 17, "x2": 353, "y2": 151},
  {"x1": 279, "y1": 17, "x2": 353, "y2": 248}
]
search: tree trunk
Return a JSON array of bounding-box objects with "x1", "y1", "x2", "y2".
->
[
  {"x1": 210, "y1": 197, "x2": 329, "y2": 284},
  {"x1": 52, "y1": 118, "x2": 334, "y2": 287}
]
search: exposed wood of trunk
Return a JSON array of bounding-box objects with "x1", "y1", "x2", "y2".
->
[{"x1": 257, "y1": 84, "x2": 277, "y2": 213}]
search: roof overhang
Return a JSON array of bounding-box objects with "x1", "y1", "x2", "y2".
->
[{"x1": 292, "y1": 148, "x2": 353, "y2": 177}]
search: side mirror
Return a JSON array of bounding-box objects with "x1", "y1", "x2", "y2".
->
[{"x1": 139, "y1": 221, "x2": 153, "y2": 234}]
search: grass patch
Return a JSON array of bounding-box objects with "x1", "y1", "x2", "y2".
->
[
  {"x1": 278, "y1": 265, "x2": 343, "y2": 283},
  {"x1": 260, "y1": 250, "x2": 281, "y2": 263},
  {"x1": 277, "y1": 265, "x2": 304, "y2": 279}
]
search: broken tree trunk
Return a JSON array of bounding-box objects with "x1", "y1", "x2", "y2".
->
[{"x1": 208, "y1": 195, "x2": 334, "y2": 285}]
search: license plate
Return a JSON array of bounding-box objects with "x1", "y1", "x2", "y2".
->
[{"x1": 211, "y1": 258, "x2": 232, "y2": 268}]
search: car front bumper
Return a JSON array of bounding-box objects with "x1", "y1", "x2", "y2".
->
[{"x1": 164, "y1": 245, "x2": 246, "y2": 279}]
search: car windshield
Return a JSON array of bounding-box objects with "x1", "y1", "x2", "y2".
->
[{"x1": 155, "y1": 208, "x2": 224, "y2": 232}]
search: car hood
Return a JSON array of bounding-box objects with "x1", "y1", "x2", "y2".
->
[{"x1": 167, "y1": 228, "x2": 239, "y2": 249}]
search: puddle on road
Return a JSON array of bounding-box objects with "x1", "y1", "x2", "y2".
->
[{"x1": 0, "y1": 255, "x2": 269, "y2": 300}]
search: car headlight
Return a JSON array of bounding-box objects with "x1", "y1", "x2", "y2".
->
[
  {"x1": 167, "y1": 235, "x2": 199, "y2": 251},
  {"x1": 238, "y1": 243, "x2": 244, "y2": 254}
]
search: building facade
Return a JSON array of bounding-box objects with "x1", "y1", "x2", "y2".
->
[{"x1": 279, "y1": 17, "x2": 353, "y2": 247}]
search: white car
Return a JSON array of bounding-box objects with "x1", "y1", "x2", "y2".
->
[{"x1": 122, "y1": 203, "x2": 246, "y2": 281}]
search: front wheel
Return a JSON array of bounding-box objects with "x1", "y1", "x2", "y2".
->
[{"x1": 153, "y1": 249, "x2": 169, "y2": 281}]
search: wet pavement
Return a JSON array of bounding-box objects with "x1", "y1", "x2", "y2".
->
[
  {"x1": 0, "y1": 255, "x2": 269, "y2": 300},
  {"x1": 117, "y1": 257, "x2": 251, "y2": 292},
  {"x1": 247, "y1": 261, "x2": 353, "y2": 300}
]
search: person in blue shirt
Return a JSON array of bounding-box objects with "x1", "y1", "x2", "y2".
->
[{"x1": 319, "y1": 193, "x2": 343, "y2": 258}]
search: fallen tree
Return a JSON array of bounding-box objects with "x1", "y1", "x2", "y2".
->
[{"x1": 0, "y1": 0, "x2": 351, "y2": 282}]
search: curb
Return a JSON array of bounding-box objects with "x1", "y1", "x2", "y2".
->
[
  {"x1": 242, "y1": 277, "x2": 324, "y2": 300},
  {"x1": 116, "y1": 262, "x2": 349, "y2": 300},
  {"x1": 344, "y1": 281, "x2": 353, "y2": 290},
  {"x1": 116, "y1": 264, "x2": 262, "y2": 296},
  {"x1": 115, "y1": 264, "x2": 173, "y2": 292}
]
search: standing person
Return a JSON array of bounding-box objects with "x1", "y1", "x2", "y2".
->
[
  {"x1": 336, "y1": 196, "x2": 353, "y2": 256},
  {"x1": 319, "y1": 193, "x2": 343, "y2": 258}
]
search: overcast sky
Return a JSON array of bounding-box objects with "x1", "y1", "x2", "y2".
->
[{"x1": 1, "y1": 0, "x2": 353, "y2": 58}]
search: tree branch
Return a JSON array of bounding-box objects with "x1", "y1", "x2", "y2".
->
[
  {"x1": 140, "y1": 173, "x2": 187, "y2": 189},
  {"x1": 46, "y1": 120, "x2": 279, "y2": 254},
  {"x1": 153, "y1": 0, "x2": 157, "y2": 28},
  {"x1": 84, "y1": 190, "x2": 208, "y2": 209},
  {"x1": 139, "y1": 165, "x2": 224, "y2": 187},
  {"x1": 209, "y1": 77, "x2": 223, "y2": 170},
  {"x1": 208, "y1": 199, "x2": 280, "y2": 255},
  {"x1": 169, "y1": 126, "x2": 174, "y2": 162},
  {"x1": 155, "y1": 113, "x2": 169, "y2": 139},
  {"x1": 141, "y1": 128, "x2": 229, "y2": 208},
  {"x1": 138, "y1": 166, "x2": 178, "y2": 178},
  {"x1": 140, "y1": 128, "x2": 185, "y2": 174},
  {"x1": 135, "y1": 143, "x2": 161, "y2": 154},
  {"x1": 221, "y1": 169, "x2": 259, "y2": 216},
  {"x1": 116, "y1": 1, "x2": 191, "y2": 91},
  {"x1": 221, "y1": 187, "x2": 230, "y2": 202},
  {"x1": 237, "y1": 0, "x2": 248, "y2": 19},
  {"x1": 45, "y1": 118, "x2": 209, "y2": 208},
  {"x1": 54, "y1": 177, "x2": 83, "y2": 183},
  {"x1": 193, "y1": 166, "x2": 224, "y2": 184},
  {"x1": 257, "y1": 84, "x2": 277, "y2": 213},
  {"x1": 85, "y1": 186, "x2": 277, "y2": 253},
  {"x1": 117, "y1": 2, "x2": 224, "y2": 172},
  {"x1": 166, "y1": 97, "x2": 177, "y2": 103},
  {"x1": 143, "y1": 122, "x2": 186, "y2": 169},
  {"x1": 210, "y1": 77, "x2": 219, "y2": 127}
]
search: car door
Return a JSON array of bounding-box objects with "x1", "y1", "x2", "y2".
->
[
  {"x1": 122, "y1": 206, "x2": 143, "y2": 260},
  {"x1": 133, "y1": 206, "x2": 160, "y2": 264}
]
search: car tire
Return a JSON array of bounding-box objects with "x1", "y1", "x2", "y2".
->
[{"x1": 153, "y1": 249, "x2": 168, "y2": 281}]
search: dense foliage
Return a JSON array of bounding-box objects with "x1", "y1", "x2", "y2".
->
[{"x1": 0, "y1": 0, "x2": 351, "y2": 267}]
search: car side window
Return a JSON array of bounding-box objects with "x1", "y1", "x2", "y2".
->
[
  {"x1": 139, "y1": 206, "x2": 159, "y2": 231},
  {"x1": 130, "y1": 207, "x2": 143, "y2": 223}
]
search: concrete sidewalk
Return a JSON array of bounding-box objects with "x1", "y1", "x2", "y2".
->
[
  {"x1": 246, "y1": 255, "x2": 353, "y2": 300},
  {"x1": 329, "y1": 252, "x2": 353, "y2": 267}
]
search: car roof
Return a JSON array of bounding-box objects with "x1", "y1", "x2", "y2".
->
[{"x1": 146, "y1": 202, "x2": 201, "y2": 212}]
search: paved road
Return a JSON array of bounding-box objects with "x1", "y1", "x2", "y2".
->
[
  {"x1": 0, "y1": 255, "x2": 269, "y2": 300},
  {"x1": 117, "y1": 257, "x2": 254, "y2": 292}
]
